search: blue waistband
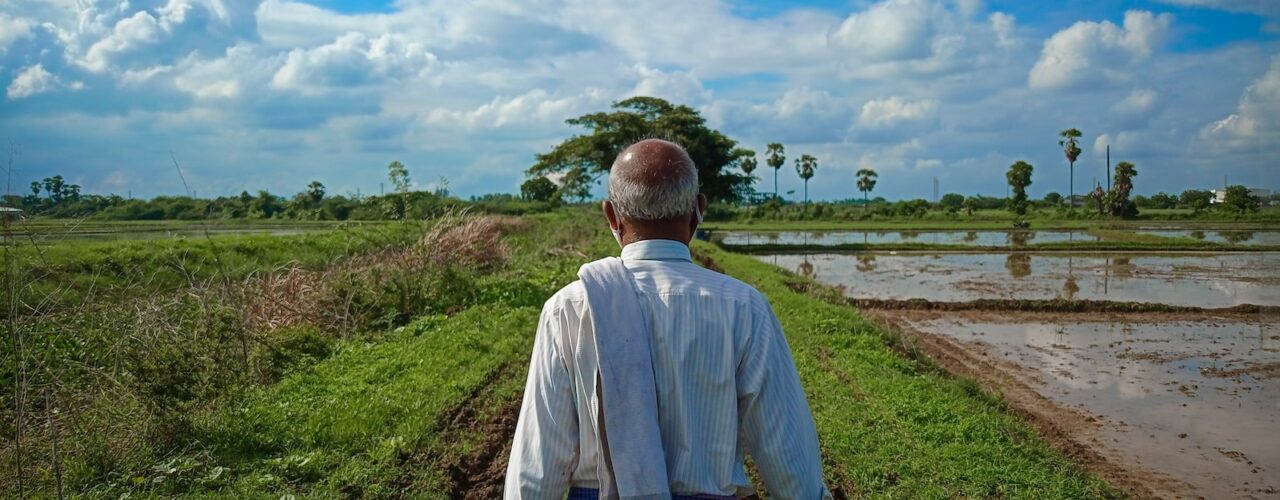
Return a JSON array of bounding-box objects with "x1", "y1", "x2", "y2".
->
[{"x1": 567, "y1": 487, "x2": 735, "y2": 500}]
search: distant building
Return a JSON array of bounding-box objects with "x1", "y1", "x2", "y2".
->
[
  {"x1": 1210, "y1": 188, "x2": 1271, "y2": 204},
  {"x1": 0, "y1": 207, "x2": 23, "y2": 221}
]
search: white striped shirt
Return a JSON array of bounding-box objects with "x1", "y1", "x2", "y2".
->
[{"x1": 505, "y1": 239, "x2": 831, "y2": 499}]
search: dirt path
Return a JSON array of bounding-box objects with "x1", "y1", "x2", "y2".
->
[
  {"x1": 396, "y1": 362, "x2": 523, "y2": 498},
  {"x1": 871, "y1": 311, "x2": 1192, "y2": 499}
]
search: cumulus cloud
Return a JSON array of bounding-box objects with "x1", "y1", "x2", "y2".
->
[
  {"x1": 6, "y1": 64, "x2": 84, "y2": 99},
  {"x1": 1029, "y1": 10, "x2": 1172, "y2": 90},
  {"x1": 830, "y1": 0, "x2": 938, "y2": 61},
  {"x1": 424, "y1": 88, "x2": 599, "y2": 130},
  {"x1": 629, "y1": 65, "x2": 708, "y2": 105},
  {"x1": 1201, "y1": 55, "x2": 1280, "y2": 148},
  {"x1": 859, "y1": 96, "x2": 939, "y2": 126},
  {"x1": 0, "y1": 14, "x2": 33, "y2": 53},
  {"x1": 828, "y1": 0, "x2": 1022, "y2": 81},
  {"x1": 271, "y1": 32, "x2": 436, "y2": 91}
]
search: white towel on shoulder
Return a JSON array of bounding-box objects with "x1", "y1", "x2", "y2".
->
[{"x1": 578, "y1": 257, "x2": 671, "y2": 500}]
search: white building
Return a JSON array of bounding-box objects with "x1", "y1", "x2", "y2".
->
[{"x1": 1210, "y1": 187, "x2": 1271, "y2": 203}]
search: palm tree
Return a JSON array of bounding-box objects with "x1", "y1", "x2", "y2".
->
[
  {"x1": 795, "y1": 154, "x2": 817, "y2": 204},
  {"x1": 856, "y1": 168, "x2": 878, "y2": 212},
  {"x1": 766, "y1": 143, "x2": 785, "y2": 200},
  {"x1": 1109, "y1": 161, "x2": 1138, "y2": 217},
  {"x1": 306, "y1": 180, "x2": 326, "y2": 205},
  {"x1": 1058, "y1": 128, "x2": 1082, "y2": 208}
]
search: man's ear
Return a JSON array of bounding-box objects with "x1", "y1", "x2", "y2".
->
[
  {"x1": 692, "y1": 194, "x2": 708, "y2": 229},
  {"x1": 603, "y1": 200, "x2": 619, "y2": 230}
]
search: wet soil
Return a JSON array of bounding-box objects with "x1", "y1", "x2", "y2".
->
[
  {"x1": 871, "y1": 312, "x2": 1190, "y2": 499},
  {"x1": 889, "y1": 311, "x2": 1280, "y2": 499}
]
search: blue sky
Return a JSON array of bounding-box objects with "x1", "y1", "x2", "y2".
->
[{"x1": 1, "y1": 0, "x2": 1277, "y2": 202}]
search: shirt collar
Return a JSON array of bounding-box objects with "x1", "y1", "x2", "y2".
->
[{"x1": 621, "y1": 239, "x2": 693, "y2": 262}]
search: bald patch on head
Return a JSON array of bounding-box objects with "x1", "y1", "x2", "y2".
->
[
  {"x1": 606, "y1": 139, "x2": 700, "y2": 221},
  {"x1": 612, "y1": 139, "x2": 695, "y2": 188}
]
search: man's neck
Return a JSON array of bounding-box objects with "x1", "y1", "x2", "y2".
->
[{"x1": 623, "y1": 223, "x2": 692, "y2": 247}]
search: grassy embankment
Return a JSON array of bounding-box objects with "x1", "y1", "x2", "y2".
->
[{"x1": 5, "y1": 212, "x2": 1113, "y2": 497}]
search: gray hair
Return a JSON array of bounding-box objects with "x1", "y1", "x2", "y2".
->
[{"x1": 607, "y1": 150, "x2": 699, "y2": 220}]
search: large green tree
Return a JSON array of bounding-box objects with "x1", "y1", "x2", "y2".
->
[
  {"x1": 766, "y1": 143, "x2": 786, "y2": 200},
  {"x1": 856, "y1": 168, "x2": 878, "y2": 212},
  {"x1": 1058, "y1": 128, "x2": 1082, "y2": 208},
  {"x1": 1006, "y1": 160, "x2": 1034, "y2": 216},
  {"x1": 527, "y1": 97, "x2": 751, "y2": 202},
  {"x1": 520, "y1": 176, "x2": 558, "y2": 202},
  {"x1": 794, "y1": 154, "x2": 817, "y2": 204},
  {"x1": 1222, "y1": 185, "x2": 1261, "y2": 214},
  {"x1": 1180, "y1": 189, "x2": 1213, "y2": 212}
]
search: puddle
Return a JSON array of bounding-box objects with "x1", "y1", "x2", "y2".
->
[
  {"x1": 761, "y1": 252, "x2": 1280, "y2": 307},
  {"x1": 717, "y1": 230, "x2": 1098, "y2": 246},
  {"x1": 1137, "y1": 230, "x2": 1280, "y2": 246},
  {"x1": 907, "y1": 314, "x2": 1280, "y2": 498}
]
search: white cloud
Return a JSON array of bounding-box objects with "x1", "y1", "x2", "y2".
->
[
  {"x1": 989, "y1": 12, "x2": 1016, "y2": 48},
  {"x1": 0, "y1": 14, "x2": 33, "y2": 53},
  {"x1": 81, "y1": 10, "x2": 164, "y2": 72},
  {"x1": 859, "y1": 96, "x2": 939, "y2": 126},
  {"x1": 629, "y1": 65, "x2": 708, "y2": 105},
  {"x1": 1201, "y1": 55, "x2": 1280, "y2": 148},
  {"x1": 6, "y1": 64, "x2": 84, "y2": 99},
  {"x1": 1114, "y1": 88, "x2": 1158, "y2": 114},
  {"x1": 1029, "y1": 10, "x2": 1172, "y2": 90},
  {"x1": 830, "y1": 0, "x2": 938, "y2": 61},
  {"x1": 271, "y1": 32, "x2": 437, "y2": 92},
  {"x1": 915, "y1": 158, "x2": 943, "y2": 169},
  {"x1": 424, "y1": 88, "x2": 600, "y2": 130}
]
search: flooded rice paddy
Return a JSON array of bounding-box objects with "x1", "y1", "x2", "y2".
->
[
  {"x1": 906, "y1": 313, "x2": 1279, "y2": 498},
  {"x1": 756, "y1": 238, "x2": 1279, "y2": 497},
  {"x1": 717, "y1": 229, "x2": 1280, "y2": 246},
  {"x1": 718, "y1": 229, "x2": 1097, "y2": 246},
  {"x1": 762, "y1": 252, "x2": 1280, "y2": 307},
  {"x1": 1136, "y1": 229, "x2": 1280, "y2": 245}
]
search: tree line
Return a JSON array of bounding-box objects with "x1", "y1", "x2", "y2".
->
[{"x1": 6, "y1": 99, "x2": 1270, "y2": 221}]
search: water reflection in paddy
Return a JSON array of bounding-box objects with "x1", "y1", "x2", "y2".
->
[
  {"x1": 907, "y1": 314, "x2": 1280, "y2": 498},
  {"x1": 1136, "y1": 229, "x2": 1280, "y2": 245},
  {"x1": 762, "y1": 252, "x2": 1280, "y2": 307},
  {"x1": 718, "y1": 230, "x2": 1097, "y2": 246}
]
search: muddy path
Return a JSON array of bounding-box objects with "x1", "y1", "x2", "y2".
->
[{"x1": 870, "y1": 312, "x2": 1192, "y2": 499}]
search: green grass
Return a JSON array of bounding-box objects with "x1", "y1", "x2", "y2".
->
[{"x1": 109, "y1": 307, "x2": 539, "y2": 498}]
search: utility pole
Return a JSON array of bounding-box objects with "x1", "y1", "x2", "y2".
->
[
  {"x1": 933, "y1": 177, "x2": 939, "y2": 204},
  {"x1": 380, "y1": 182, "x2": 384, "y2": 196},
  {"x1": 1106, "y1": 145, "x2": 1111, "y2": 191}
]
